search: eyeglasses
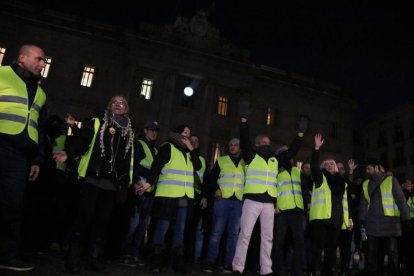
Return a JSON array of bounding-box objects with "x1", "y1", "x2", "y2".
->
[{"x1": 111, "y1": 100, "x2": 126, "y2": 106}]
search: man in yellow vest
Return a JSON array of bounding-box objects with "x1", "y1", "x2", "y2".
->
[
  {"x1": 273, "y1": 146, "x2": 310, "y2": 276},
  {"x1": 0, "y1": 45, "x2": 46, "y2": 272},
  {"x1": 359, "y1": 158, "x2": 411, "y2": 276},
  {"x1": 204, "y1": 138, "x2": 245, "y2": 273},
  {"x1": 401, "y1": 179, "x2": 414, "y2": 275},
  {"x1": 232, "y1": 101, "x2": 307, "y2": 276}
]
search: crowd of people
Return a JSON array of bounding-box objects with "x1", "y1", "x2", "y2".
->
[{"x1": 1, "y1": 44, "x2": 414, "y2": 276}]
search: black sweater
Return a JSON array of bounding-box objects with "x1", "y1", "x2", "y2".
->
[{"x1": 240, "y1": 121, "x2": 303, "y2": 203}]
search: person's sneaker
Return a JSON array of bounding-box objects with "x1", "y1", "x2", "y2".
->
[
  {"x1": 132, "y1": 256, "x2": 145, "y2": 267},
  {"x1": 232, "y1": 270, "x2": 242, "y2": 275},
  {"x1": 221, "y1": 265, "x2": 232, "y2": 274},
  {"x1": 119, "y1": 257, "x2": 137, "y2": 267},
  {"x1": 203, "y1": 263, "x2": 215, "y2": 273},
  {"x1": 0, "y1": 259, "x2": 34, "y2": 271}
]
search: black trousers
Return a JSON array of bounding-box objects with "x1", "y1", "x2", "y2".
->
[
  {"x1": 72, "y1": 182, "x2": 117, "y2": 251},
  {"x1": 338, "y1": 229, "x2": 353, "y2": 275},
  {"x1": 367, "y1": 236, "x2": 398, "y2": 276},
  {"x1": 0, "y1": 143, "x2": 28, "y2": 262},
  {"x1": 273, "y1": 212, "x2": 305, "y2": 276},
  {"x1": 310, "y1": 220, "x2": 341, "y2": 275}
]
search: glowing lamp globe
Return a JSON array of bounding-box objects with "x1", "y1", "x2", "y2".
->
[{"x1": 184, "y1": 87, "x2": 194, "y2": 96}]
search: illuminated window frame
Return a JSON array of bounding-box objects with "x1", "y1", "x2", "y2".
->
[
  {"x1": 140, "y1": 78, "x2": 153, "y2": 100},
  {"x1": 0, "y1": 47, "x2": 6, "y2": 65},
  {"x1": 266, "y1": 107, "x2": 273, "y2": 125},
  {"x1": 217, "y1": 96, "x2": 228, "y2": 116},
  {"x1": 40, "y1": 56, "x2": 52, "y2": 78},
  {"x1": 80, "y1": 66, "x2": 95, "y2": 87}
]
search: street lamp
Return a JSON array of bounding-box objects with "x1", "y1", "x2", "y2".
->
[{"x1": 184, "y1": 86, "x2": 194, "y2": 96}]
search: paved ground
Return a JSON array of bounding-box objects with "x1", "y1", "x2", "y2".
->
[{"x1": 0, "y1": 251, "x2": 262, "y2": 276}]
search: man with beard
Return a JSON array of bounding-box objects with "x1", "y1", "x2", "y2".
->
[
  {"x1": 0, "y1": 45, "x2": 47, "y2": 272},
  {"x1": 359, "y1": 158, "x2": 411, "y2": 276}
]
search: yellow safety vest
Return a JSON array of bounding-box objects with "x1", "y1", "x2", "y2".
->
[
  {"x1": 155, "y1": 143, "x2": 194, "y2": 198},
  {"x1": 407, "y1": 196, "x2": 414, "y2": 218},
  {"x1": 244, "y1": 154, "x2": 278, "y2": 197},
  {"x1": 194, "y1": 156, "x2": 206, "y2": 195},
  {"x1": 138, "y1": 139, "x2": 156, "y2": 192},
  {"x1": 0, "y1": 66, "x2": 46, "y2": 143},
  {"x1": 77, "y1": 118, "x2": 134, "y2": 184},
  {"x1": 362, "y1": 176, "x2": 400, "y2": 217},
  {"x1": 217, "y1": 156, "x2": 245, "y2": 201},
  {"x1": 309, "y1": 175, "x2": 350, "y2": 229},
  {"x1": 53, "y1": 134, "x2": 66, "y2": 172},
  {"x1": 276, "y1": 166, "x2": 304, "y2": 210}
]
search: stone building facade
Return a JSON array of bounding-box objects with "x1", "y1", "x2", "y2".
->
[
  {"x1": 362, "y1": 102, "x2": 414, "y2": 182},
  {"x1": 0, "y1": 1, "x2": 355, "y2": 166}
]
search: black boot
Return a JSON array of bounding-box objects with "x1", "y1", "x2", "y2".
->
[
  {"x1": 65, "y1": 232, "x2": 81, "y2": 274},
  {"x1": 87, "y1": 239, "x2": 108, "y2": 273},
  {"x1": 172, "y1": 247, "x2": 194, "y2": 275}
]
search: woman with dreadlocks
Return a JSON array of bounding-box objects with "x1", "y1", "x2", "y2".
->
[{"x1": 54, "y1": 95, "x2": 134, "y2": 273}]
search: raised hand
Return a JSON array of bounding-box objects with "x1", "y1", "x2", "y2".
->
[
  {"x1": 348, "y1": 159, "x2": 358, "y2": 174},
  {"x1": 314, "y1": 133, "x2": 324, "y2": 150}
]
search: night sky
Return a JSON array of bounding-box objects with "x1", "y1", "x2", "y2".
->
[{"x1": 23, "y1": 0, "x2": 414, "y2": 129}]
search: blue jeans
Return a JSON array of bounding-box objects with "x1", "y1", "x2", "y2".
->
[
  {"x1": 206, "y1": 199, "x2": 242, "y2": 266},
  {"x1": 152, "y1": 206, "x2": 188, "y2": 248},
  {"x1": 122, "y1": 195, "x2": 152, "y2": 257},
  {"x1": 195, "y1": 215, "x2": 204, "y2": 260}
]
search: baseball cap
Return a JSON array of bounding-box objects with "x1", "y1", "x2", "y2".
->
[{"x1": 145, "y1": 120, "x2": 160, "y2": 131}]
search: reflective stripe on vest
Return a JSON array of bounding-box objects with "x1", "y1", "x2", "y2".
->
[
  {"x1": 362, "y1": 176, "x2": 400, "y2": 217},
  {"x1": 276, "y1": 166, "x2": 304, "y2": 210},
  {"x1": 310, "y1": 175, "x2": 350, "y2": 229},
  {"x1": 0, "y1": 66, "x2": 46, "y2": 143},
  {"x1": 138, "y1": 139, "x2": 156, "y2": 192},
  {"x1": 155, "y1": 143, "x2": 194, "y2": 198},
  {"x1": 244, "y1": 154, "x2": 278, "y2": 197},
  {"x1": 217, "y1": 156, "x2": 245, "y2": 201},
  {"x1": 77, "y1": 118, "x2": 134, "y2": 184}
]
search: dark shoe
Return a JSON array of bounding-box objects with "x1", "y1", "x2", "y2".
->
[
  {"x1": 119, "y1": 257, "x2": 137, "y2": 268},
  {"x1": 203, "y1": 263, "x2": 215, "y2": 273},
  {"x1": 132, "y1": 256, "x2": 145, "y2": 267},
  {"x1": 232, "y1": 270, "x2": 243, "y2": 275},
  {"x1": 0, "y1": 259, "x2": 34, "y2": 272},
  {"x1": 221, "y1": 265, "x2": 233, "y2": 274}
]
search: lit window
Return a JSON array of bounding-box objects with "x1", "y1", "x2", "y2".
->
[
  {"x1": 266, "y1": 107, "x2": 273, "y2": 125},
  {"x1": 217, "y1": 96, "x2": 228, "y2": 116},
  {"x1": 80, "y1": 66, "x2": 95, "y2": 87},
  {"x1": 40, "y1": 57, "x2": 52, "y2": 78},
  {"x1": 266, "y1": 108, "x2": 279, "y2": 126},
  {"x1": 140, "y1": 78, "x2": 153, "y2": 100},
  {"x1": 0, "y1": 47, "x2": 6, "y2": 65},
  {"x1": 210, "y1": 142, "x2": 225, "y2": 165}
]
